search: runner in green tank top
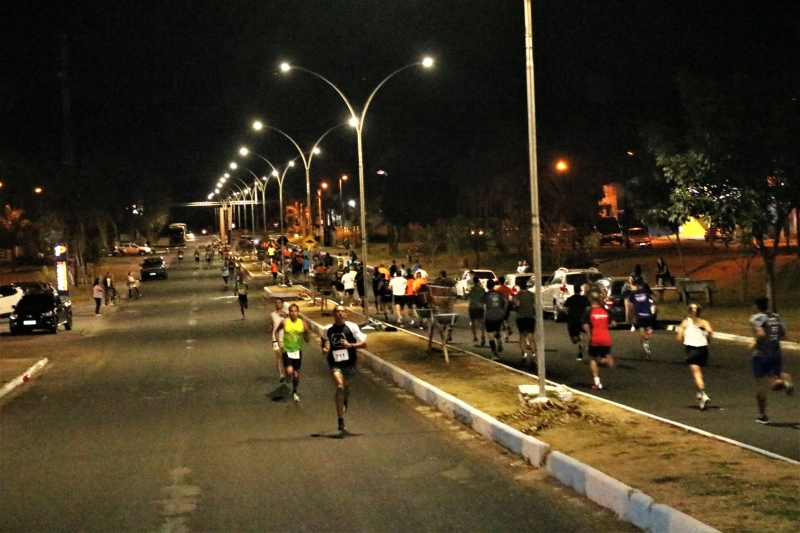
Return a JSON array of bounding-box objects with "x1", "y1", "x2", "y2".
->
[{"x1": 275, "y1": 303, "x2": 311, "y2": 402}]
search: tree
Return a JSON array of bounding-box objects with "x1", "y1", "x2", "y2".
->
[{"x1": 644, "y1": 72, "x2": 799, "y2": 310}]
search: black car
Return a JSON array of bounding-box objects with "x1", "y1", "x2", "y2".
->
[
  {"x1": 595, "y1": 217, "x2": 624, "y2": 246},
  {"x1": 597, "y1": 276, "x2": 658, "y2": 326},
  {"x1": 9, "y1": 292, "x2": 73, "y2": 334},
  {"x1": 141, "y1": 257, "x2": 168, "y2": 280},
  {"x1": 14, "y1": 281, "x2": 56, "y2": 294}
]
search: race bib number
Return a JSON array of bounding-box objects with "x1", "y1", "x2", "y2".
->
[
  {"x1": 332, "y1": 349, "x2": 349, "y2": 362},
  {"x1": 287, "y1": 350, "x2": 301, "y2": 360}
]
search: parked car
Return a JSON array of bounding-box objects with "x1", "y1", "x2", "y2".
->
[
  {"x1": 455, "y1": 269, "x2": 497, "y2": 298},
  {"x1": 141, "y1": 257, "x2": 168, "y2": 280},
  {"x1": 595, "y1": 217, "x2": 624, "y2": 246},
  {"x1": 626, "y1": 227, "x2": 652, "y2": 247},
  {"x1": 119, "y1": 242, "x2": 152, "y2": 255},
  {"x1": 504, "y1": 273, "x2": 533, "y2": 292},
  {"x1": 596, "y1": 277, "x2": 630, "y2": 324},
  {"x1": 9, "y1": 292, "x2": 72, "y2": 334},
  {"x1": 0, "y1": 284, "x2": 24, "y2": 318},
  {"x1": 540, "y1": 267, "x2": 605, "y2": 321},
  {"x1": 14, "y1": 281, "x2": 56, "y2": 294}
]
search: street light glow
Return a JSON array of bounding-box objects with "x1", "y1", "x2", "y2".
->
[
  {"x1": 280, "y1": 62, "x2": 291, "y2": 72},
  {"x1": 348, "y1": 199, "x2": 356, "y2": 208},
  {"x1": 207, "y1": 193, "x2": 213, "y2": 199},
  {"x1": 348, "y1": 116, "x2": 359, "y2": 127},
  {"x1": 252, "y1": 121, "x2": 263, "y2": 131},
  {"x1": 272, "y1": 170, "x2": 279, "y2": 177},
  {"x1": 34, "y1": 187, "x2": 42, "y2": 194},
  {"x1": 312, "y1": 147, "x2": 320, "y2": 154},
  {"x1": 341, "y1": 175, "x2": 348, "y2": 181},
  {"x1": 224, "y1": 173, "x2": 230, "y2": 178},
  {"x1": 239, "y1": 147, "x2": 249, "y2": 156},
  {"x1": 555, "y1": 160, "x2": 568, "y2": 172},
  {"x1": 229, "y1": 162, "x2": 237, "y2": 170},
  {"x1": 422, "y1": 56, "x2": 434, "y2": 67},
  {"x1": 321, "y1": 182, "x2": 328, "y2": 189}
]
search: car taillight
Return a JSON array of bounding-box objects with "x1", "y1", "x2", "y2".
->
[
  {"x1": 559, "y1": 285, "x2": 569, "y2": 293},
  {"x1": 605, "y1": 298, "x2": 614, "y2": 307}
]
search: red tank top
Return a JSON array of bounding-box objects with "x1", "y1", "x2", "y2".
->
[{"x1": 589, "y1": 307, "x2": 612, "y2": 347}]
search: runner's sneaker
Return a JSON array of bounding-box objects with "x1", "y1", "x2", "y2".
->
[
  {"x1": 755, "y1": 414, "x2": 770, "y2": 424},
  {"x1": 630, "y1": 325, "x2": 636, "y2": 332},
  {"x1": 785, "y1": 378, "x2": 794, "y2": 396},
  {"x1": 338, "y1": 421, "x2": 348, "y2": 433},
  {"x1": 695, "y1": 391, "x2": 702, "y2": 400},
  {"x1": 642, "y1": 341, "x2": 651, "y2": 357},
  {"x1": 591, "y1": 383, "x2": 604, "y2": 390},
  {"x1": 576, "y1": 353, "x2": 583, "y2": 361},
  {"x1": 293, "y1": 392, "x2": 300, "y2": 402},
  {"x1": 699, "y1": 392, "x2": 710, "y2": 411}
]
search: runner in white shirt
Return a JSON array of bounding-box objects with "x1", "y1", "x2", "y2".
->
[
  {"x1": 266, "y1": 298, "x2": 287, "y2": 385},
  {"x1": 388, "y1": 272, "x2": 408, "y2": 325},
  {"x1": 340, "y1": 269, "x2": 356, "y2": 306}
]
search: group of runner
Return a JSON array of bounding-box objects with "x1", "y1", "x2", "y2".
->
[{"x1": 267, "y1": 297, "x2": 367, "y2": 433}]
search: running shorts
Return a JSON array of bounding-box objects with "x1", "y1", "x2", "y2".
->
[
  {"x1": 393, "y1": 295, "x2": 406, "y2": 308},
  {"x1": 567, "y1": 320, "x2": 583, "y2": 338},
  {"x1": 588, "y1": 345, "x2": 611, "y2": 358},
  {"x1": 485, "y1": 319, "x2": 503, "y2": 333},
  {"x1": 635, "y1": 316, "x2": 655, "y2": 330},
  {"x1": 516, "y1": 317, "x2": 536, "y2": 334},
  {"x1": 752, "y1": 354, "x2": 782, "y2": 379},
  {"x1": 468, "y1": 308, "x2": 485, "y2": 320},
  {"x1": 282, "y1": 350, "x2": 303, "y2": 370},
  {"x1": 684, "y1": 346, "x2": 709, "y2": 367},
  {"x1": 238, "y1": 294, "x2": 248, "y2": 308}
]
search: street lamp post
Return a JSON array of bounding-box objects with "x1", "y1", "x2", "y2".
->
[
  {"x1": 238, "y1": 148, "x2": 278, "y2": 234},
  {"x1": 272, "y1": 160, "x2": 296, "y2": 285},
  {"x1": 524, "y1": 0, "x2": 547, "y2": 399},
  {"x1": 339, "y1": 175, "x2": 347, "y2": 227},
  {"x1": 230, "y1": 161, "x2": 266, "y2": 234},
  {"x1": 281, "y1": 56, "x2": 434, "y2": 323},
  {"x1": 252, "y1": 121, "x2": 347, "y2": 236}
]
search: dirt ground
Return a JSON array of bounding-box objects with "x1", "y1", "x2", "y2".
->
[{"x1": 304, "y1": 304, "x2": 799, "y2": 533}]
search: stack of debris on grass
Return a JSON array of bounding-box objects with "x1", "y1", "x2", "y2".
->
[{"x1": 497, "y1": 398, "x2": 611, "y2": 435}]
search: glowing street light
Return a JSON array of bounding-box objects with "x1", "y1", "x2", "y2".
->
[
  {"x1": 555, "y1": 160, "x2": 568, "y2": 172},
  {"x1": 281, "y1": 56, "x2": 434, "y2": 323}
]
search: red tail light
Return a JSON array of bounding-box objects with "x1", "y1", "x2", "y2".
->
[
  {"x1": 559, "y1": 285, "x2": 569, "y2": 293},
  {"x1": 605, "y1": 298, "x2": 614, "y2": 307}
]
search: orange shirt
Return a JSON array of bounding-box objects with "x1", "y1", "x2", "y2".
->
[
  {"x1": 413, "y1": 277, "x2": 429, "y2": 293},
  {"x1": 495, "y1": 284, "x2": 513, "y2": 302},
  {"x1": 405, "y1": 279, "x2": 417, "y2": 296},
  {"x1": 377, "y1": 267, "x2": 390, "y2": 280}
]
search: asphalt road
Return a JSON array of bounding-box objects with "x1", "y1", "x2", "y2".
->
[
  {"x1": 0, "y1": 257, "x2": 634, "y2": 532},
  {"x1": 381, "y1": 296, "x2": 800, "y2": 461}
]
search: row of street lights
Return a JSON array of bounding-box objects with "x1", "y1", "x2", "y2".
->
[{"x1": 204, "y1": 56, "x2": 434, "y2": 322}]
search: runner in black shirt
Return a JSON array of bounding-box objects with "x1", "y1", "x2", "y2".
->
[
  {"x1": 564, "y1": 284, "x2": 591, "y2": 361},
  {"x1": 322, "y1": 305, "x2": 368, "y2": 433}
]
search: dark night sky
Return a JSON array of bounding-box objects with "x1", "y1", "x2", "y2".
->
[{"x1": 1, "y1": 1, "x2": 798, "y2": 221}]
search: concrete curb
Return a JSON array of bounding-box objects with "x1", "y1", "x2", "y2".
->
[
  {"x1": 0, "y1": 358, "x2": 49, "y2": 400},
  {"x1": 302, "y1": 313, "x2": 720, "y2": 533},
  {"x1": 711, "y1": 331, "x2": 800, "y2": 352}
]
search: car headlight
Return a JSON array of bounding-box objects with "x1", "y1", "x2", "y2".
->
[
  {"x1": 42, "y1": 310, "x2": 54, "y2": 317},
  {"x1": 10, "y1": 313, "x2": 18, "y2": 320}
]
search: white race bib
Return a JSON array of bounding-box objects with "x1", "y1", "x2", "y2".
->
[
  {"x1": 287, "y1": 350, "x2": 301, "y2": 360},
  {"x1": 332, "y1": 349, "x2": 349, "y2": 362}
]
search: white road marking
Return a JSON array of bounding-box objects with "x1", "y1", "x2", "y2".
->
[{"x1": 158, "y1": 466, "x2": 200, "y2": 533}]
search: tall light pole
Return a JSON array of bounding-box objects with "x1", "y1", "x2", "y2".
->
[
  {"x1": 252, "y1": 121, "x2": 347, "y2": 236},
  {"x1": 339, "y1": 174, "x2": 348, "y2": 227},
  {"x1": 239, "y1": 147, "x2": 277, "y2": 233},
  {"x1": 280, "y1": 56, "x2": 434, "y2": 323},
  {"x1": 230, "y1": 161, "x2": 267, "y2": 234},
  {"x1": 225, "y1": 168, "x2": 253, "y2": 234},
  {"x1": 272, "y1": 159, "x2": 296, "y2": 283},
  {"x1": 524, "y1": 0, "x2": 547, "y2": 399}
]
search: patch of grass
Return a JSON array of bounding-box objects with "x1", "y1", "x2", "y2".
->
[{"x1": 652, "y1": 475, "x2": 683, "y2": 484}]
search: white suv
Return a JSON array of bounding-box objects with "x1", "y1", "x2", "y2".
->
[
  {"x1": 0, "y1": 284, "x2": 24, "y2": 318},
  {"x1": 541, "y1": 267, "x2": 605, "y2": 321}
]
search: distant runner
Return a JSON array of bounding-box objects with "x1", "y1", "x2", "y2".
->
[
  {"x1": 676, "y1": 303, "x2": 713, "y2": 410},
  {"x1": 267, "y1": 298, "x2": 287, "y2": 385},
  {"x1": 564, "y1": 284, "x2": 591, "y2": 361},
  {"x1": 629, "y1": 279, "x2": 656, "y2": 357},
  {"x1": 275, "y1": 304, "x2": 311, "y2": 403},
  {"x1": 584, "y1": 296, "x2": 615, "y2": 390},
  {"x1": 749, "y1": 297, "x2": 793, "y2": 424}
]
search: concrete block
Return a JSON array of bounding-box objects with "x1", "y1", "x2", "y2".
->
[
  {"x1": 585, "y1": 468, "x2": 633, "y2": 519},
  {"x1": 521, "y1": 435, "x2": 551, "y2": 467},
  {"x1": 470, "y1": 409, "x2": 495, "y2": 440},
  {"x1": 491, "y1": 423, "x2": 524, "y2": 456},
  {"x1": 649, "y1": 503, "x2": 721, "y2": 533},
  {"x1": 546, "y1": 451, "x2": 588, "y2": 495},
  {"x1": 626, "y1": 490, "x2": 654, "y2": 530},
  {"x1": 453, "y1": 402, "x2": 473, "y2": 427}
]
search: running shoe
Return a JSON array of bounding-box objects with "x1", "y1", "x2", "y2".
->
[
  {"x1": 338, "y1": 421, "x2": 348, "y2": 433},
  {"x1": 497, "y1": 341, "x2": 504, "y2": 353},
  {"x1": 630, "y1": 325, "x2": 636, "y2": 332},
  {"x1": 755, "y1": 414, "x2": 770, "y2": 424},
  {"x1": 695, "y1": 391, "x2": 702, "y2": 400},
  {"x1": 576, "y1": 353, "x2": 583, "y2": 361},
  {"x1": 785, "y1": 379, "x2": 794, "y2": 396},
  {"x1": 642, "y1": 341, "x2": 651, "y2": 357},
  {"x1": 293, "y1": 392, "x2": 300, "y2": 402},
  {"x1": 491, "y1": 355, "x2": 499, "y2": 362},
  {"x1": 699, "y1": 392, "x2": 710, "y2": 411},
  {"x1": 591, "y1": 383, "x2": 604, "y2": 390}
]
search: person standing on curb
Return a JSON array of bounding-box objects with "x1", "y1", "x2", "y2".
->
[
  {"x1": 267, "y1": 298, "x2": 287, "y2": 385},
  {"x1": 92, "y1": 278, "x2": 104, "y2": 315},
  {"x1": 564, "y1": 283, "x2": 591, "y2": 361},
  {"x1": 512, "y1": 285, "x2": 536, "y2": 364},
  {"x1": 275, "y1": 303, "x2": 311, "y2": 402},
  {"x1": 676, "y1": 303, "x2": 713, "y2": 410},
  {"x1": 102, "y1": 272, "x2": 113, "y2": 306},
  {"x1": 126, "y1": 271, "x2": 140, "y2": 300},
  {"x1": 321, "y1": 305, "x2": 368, "y2": 434},
  {"x1": 468, "y1": 276, "x2": 487, "y2": 346},
  {"x1": 584, "y1": 296, "x2": 615, "y2": 390},
  {"x1": 750, "y1": 296, "x2": 794, "y2": 424},
  {"x1": 234, "y1": 275, "x2": 248, "y2": 320},
  {"x1": 483, "y1": 279, "x2": 507, "y2": 360}
]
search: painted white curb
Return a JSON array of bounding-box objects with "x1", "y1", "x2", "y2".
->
[{"x1": 0, "y1": 358, "x2": 49, "y2": 399}]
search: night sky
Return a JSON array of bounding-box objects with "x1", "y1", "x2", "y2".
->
[{"x1": 2, "y1": 1, "x2": 798, "y2": 225}]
